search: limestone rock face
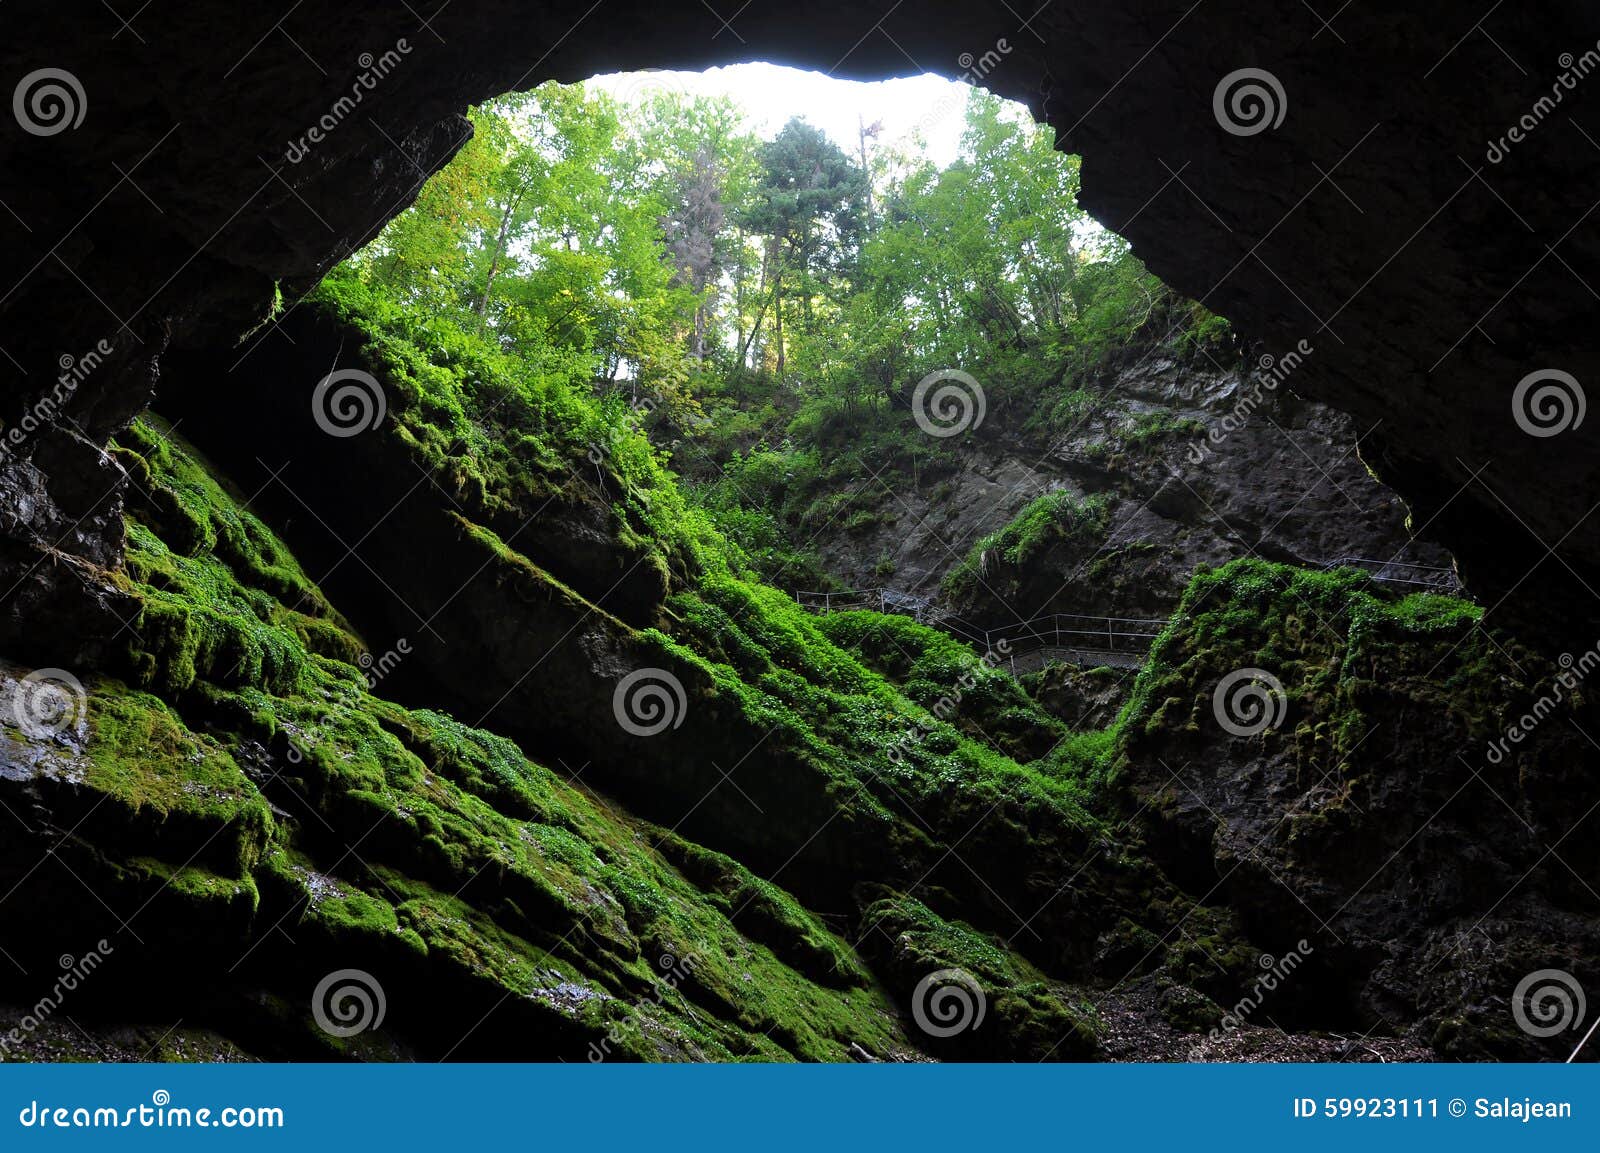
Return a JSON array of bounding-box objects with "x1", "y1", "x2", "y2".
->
[{"x1": 820, "y1": 340, "x2": 1457, "y2": 626}]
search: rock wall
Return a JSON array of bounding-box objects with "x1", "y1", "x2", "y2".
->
[{"x1": 815, "y1": 338, "x2": 1456, "y2": 625}]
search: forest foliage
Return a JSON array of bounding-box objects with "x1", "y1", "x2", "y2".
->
[{"x1": 320, "y1": 79, "x2": 1228, "y2": 586}]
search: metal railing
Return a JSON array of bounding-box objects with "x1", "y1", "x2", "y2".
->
[
  {"x1": 794, "y1": 555, "x2": 1464, "y2": 665},
  {"x1": 794, "y1": 586, "x2": 1167, "y2": 659},
  {"x1": 1320, "y1": 556, "x2": 1464, "y2": 592}
]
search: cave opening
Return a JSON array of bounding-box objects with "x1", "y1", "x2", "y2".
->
[
  {"x1": 164, "y1": 62, "x2": 1452, "y2": 726},
  {"x1": 141, "y1": 67, "x2": 1468, "y2": 1049},
  {"x1": 4, "y1": 5, "x2": 1598, "y2": 1068}
]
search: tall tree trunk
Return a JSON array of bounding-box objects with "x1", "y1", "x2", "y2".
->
[
  {"x1": 476, "y1": 189, "x2": 524, "y2": 319},
  {"x1": 732, "y1": 228, "x2": 749, "y2": 359},
  {"x1": 774, "y1": 261, "x2": 785, "y2": 376},
  {"x1": 739, "y1": 240, "x2": 776, "y2": 369}
]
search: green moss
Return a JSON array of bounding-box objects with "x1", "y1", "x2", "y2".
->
[
  {"x1": 310, "y1": 275, "x2": 723, "y2": 590},
  {"x1": 83, "y1": 683, "x2": 275, "y2": 875},
  {"x1": 861, "y1": 894, "x2": 1100, "y2": 1059},
  {"x1": 114, "y1": 417, "x2": 362, "y2": 697},
  {"x1": 85, "y1": 304, "x2": 1481, "y2": 1062},
  {"x1": 942, "y1": 491, "x2": 1110, "y2": 601},
  {"x1": 1121, "y1": 410, "x2": 1206, "y2": 448},
  {"x1": 666, "y1": 577, "x2": 1106, "y2": 841},
  {"x1": 818, "y1": 609, "x2": 1113, "y2": 777},
  {"x1": 1115, "y1": 558, "x2": 1508, "y2": 789},
  {"x1": 655, "y1": 831, "x2": 867, "y2": 988}
]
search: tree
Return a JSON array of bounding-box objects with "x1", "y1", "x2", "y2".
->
[{"x1": 739, "y1": 119, "x2": 869, "y2": 375}]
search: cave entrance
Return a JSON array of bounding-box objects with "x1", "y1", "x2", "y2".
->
[
  {"x1": 7, "y1": 4, "x2": 1592, "y2": 667},
  {"x1": 163, "y1": 63, "x2": 1451, "y2": 723}
]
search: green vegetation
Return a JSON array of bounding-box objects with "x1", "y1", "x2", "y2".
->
[
  {"x1": 82, "y1": 419, "x2": 966, "y2": 1060},
  {"x1": 942, "y1": 490, "x2": 1111, "y2": 602},
  {"x1": 859, "y1": 893, "x2": 1100, "y2": 1059},
  {"x1": 17, "y1": 75, "x2": 1527, "y2": 1063},
  {"x1": 1115, "y1": 557, "x2": 1497, "y2": 781},
  {"x1": 319, "y1": 80, "x2": 1230, "y2": 590},
  {"x1": 664, "y1": 576, "x2": 1107, "y2": 829}
]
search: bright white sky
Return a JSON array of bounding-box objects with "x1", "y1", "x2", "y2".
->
[{"x1": 589, "y1": 63, "x2": 1006, "y2": 168}]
